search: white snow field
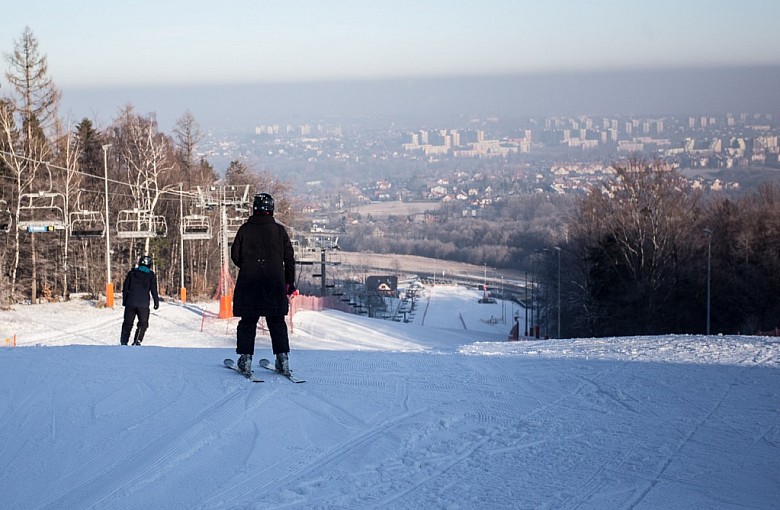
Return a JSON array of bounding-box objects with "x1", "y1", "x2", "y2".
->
[{"x1": 1, "y1": 284, "x2": 779, "y2": 509}]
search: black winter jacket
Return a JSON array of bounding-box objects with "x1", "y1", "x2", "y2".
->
[
  {"x1": 122, "y1": 267, "x2": 160, "y2": 308},
  {"x1": 231, "y1": 214, "x2": 295, "y2": 317}
]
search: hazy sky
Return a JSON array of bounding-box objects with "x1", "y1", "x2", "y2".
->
[{"x1": 3, "y1": 0, "x2": 780, "y2": 87}]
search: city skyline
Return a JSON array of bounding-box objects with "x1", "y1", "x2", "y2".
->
[{"x1": 57, "y1": 67, "x2": 780, "y2": 132}]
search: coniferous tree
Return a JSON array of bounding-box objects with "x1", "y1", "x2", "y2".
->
[
  {"x1": 75, "y1": 118, "x2": 105, "y2": 180},
  {"x1": 173, "y1": 110, "x2": 202, "y2": 185}
]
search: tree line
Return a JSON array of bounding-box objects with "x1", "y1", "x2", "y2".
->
[
  {"x1": 342, "y1": 156, "x2": 780, "y2": 337},
  {"x1": 549, "y1": 157, "x2": 780, "y2": 337},
  {"x1": 340, "y1": 194, "x2": 565, "y2": 269},
  {"x1": 0, "y1": 28, "x2": 292, "y2": 306}
]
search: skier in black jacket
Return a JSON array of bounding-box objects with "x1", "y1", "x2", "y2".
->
[
  {"x1": 120, "y1": 255, "x2": 160, "y2": 345},
  {"x1": 231, "y1": 192, "x2": 296, "y2": 376}
]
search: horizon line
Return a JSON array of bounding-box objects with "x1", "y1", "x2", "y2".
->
[{"x1": 56, "y1": 63, "x2": 780, "y2": 90}]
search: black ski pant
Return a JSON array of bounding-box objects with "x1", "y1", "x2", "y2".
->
[
  {"x1": 121, "y1": 306, "x2": 150, "y2": 345},
  {"x1": 236, "y1": 315, "x2": 289, "y2": 356}
]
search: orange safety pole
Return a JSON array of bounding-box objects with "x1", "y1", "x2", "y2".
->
[
  {"x1": 218, "y1": 294, "x2": 232, "y2": 318},
  {"x1": 106, "y1": 282, "x2": 114, "y2": 308},
  {"x1": 180, "y1": 287, "x2": 187, "y2": 303}
]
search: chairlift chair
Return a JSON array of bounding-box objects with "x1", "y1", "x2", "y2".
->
[
  {"x1": 291, "y1": 239, "x2": 302, "y2": 260},
  {"x1": 224, "y1": 215, "x2": 245, "y2": 241},
  {"x1": 181, "y1": 214, "x2": 212, "y2": 240},
  {"x1": 223, "y1": 185, "x2": 250, "y2": 206},
  {"x1": 68, "y1": 210, "x2": 106, "y2": 238},
  {"x1": 0, "y1": 200, "x2": 11, "y2": 233},
  {"x1": 320, "y1": 235, "x2": 340, "y2": 251},
  {"x1": 195, "y1": 186, "x2": 219, "y2": 209},
  {"x1": 17, "y1": 191, "x2": 67, "y2": 232},
  {"x1": 116, "y1": 208, "x2": 166, "y2": 239},
  {"x1": 153, "y1": 215, "x2": 168, "y2": 237}
]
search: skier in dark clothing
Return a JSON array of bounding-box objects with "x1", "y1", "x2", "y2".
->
[
  {"x1": 120, "y1": 255, "x2": 160, "y2": 345},
  {"x1": 231, "y1": 192, "x2": 296, "y2": 376}
]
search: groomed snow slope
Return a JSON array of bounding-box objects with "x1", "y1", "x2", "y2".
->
[{"x1": 1, "y1": 285, "x2": 778, "y2": 509}]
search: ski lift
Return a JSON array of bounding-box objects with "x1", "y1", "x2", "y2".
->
[
  {"x1": 194, "y1": 186, "x2": 218, "y2": 209},
  {"x1": 291, "y1": 239, "x2": 303, "y2": 260},
  {"x1": 295, "y1": 237, "x2": 319, "y2": 263},
  {"x1": 0, "y1": 200, "x2": 11, "y2": 233},
  {"x1": 223, "y1": 185, "x2": 250, "y2": 205},
  {"x1": 17, "y1": 191, "x2": 67, "y2": 232},
  {"x1": 318, "y1": 235, "x2": 340, "y2": 251},
  {"x1": 181, "y1": 214, "x2": 212, "y2": 240},
  {"x1": 116, "y1": 209, "x2": 167, "y2": 238},
  {"x1": 224, "y1": 215, "x2": 245, "y2": 241},
  {"x1": 69, "y1": 210, "x2": 106, "y2": 238},
  {"x1": 153, "y1": 215, "x2": 168, "y2": 237}
]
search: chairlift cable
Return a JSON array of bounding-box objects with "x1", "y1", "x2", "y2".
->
[{"x1": 0, "y1": 149, "x2": 201, "y2": 200}]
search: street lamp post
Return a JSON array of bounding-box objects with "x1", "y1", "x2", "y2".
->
[
  {"x1": 524, "y1": 270, "x2": 528, "y2": 336},
  {"x1": 555, "y1": 246, "x2": 561, "y2": 339},
  {"x1": 704, "y1": 228, "x2": 712, "y2": 335},
  {"x1": 179, "y1": 183, "x2": 186, "y2": 302},
  {"x1": 102, "y1": 144, "x2": 113, "y2": 308},
  {"x1": 530, "y1": 254, "x2": 536, "y2": 337},
  {"x1": 542, "y1": 248, "x2": 549, "y2": 338}
]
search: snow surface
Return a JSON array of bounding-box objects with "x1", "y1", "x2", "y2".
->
[{"x1": 1, "y1": 284, "x2": 779, "y2": 510}]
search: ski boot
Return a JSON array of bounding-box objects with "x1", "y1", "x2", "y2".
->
[
  {"x1": 237, "y1": 354, "x2": 253, "y2": 375},
  {"x1": 120, "y1": 326, "x2": 132, "y2": 345},
  {"x1": 132, "y1": 328, "x2": 145, "y2": 346},
  {"x1": 275, "y1": 352, "x2": 290, "y2": 376}
]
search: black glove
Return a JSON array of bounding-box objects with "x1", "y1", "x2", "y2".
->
[
  {"x1": 286, "y1": 283, "x2": 297, "y2": 296},
  {"x1": 154, "y1": 302, "x2": 159, "y2": 310}
]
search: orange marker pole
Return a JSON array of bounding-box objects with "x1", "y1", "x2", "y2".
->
[{"x1": 219, "y1": 295, "x2": 233, "y2": 318}]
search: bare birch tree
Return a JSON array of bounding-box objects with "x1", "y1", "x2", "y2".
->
[
  {"x1": 54, "y1": 121, "x2": 83, "y2": 298},
  {"x1": 114, "y1": 106, "x2": 177, "y2": 258},
  {"x1": 568, "y1": 156, "x2": 702, "y2": 335}
]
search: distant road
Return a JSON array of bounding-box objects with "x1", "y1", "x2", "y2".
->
[{"x1": 334, "y1": 251, "x2": 528, "y2": 293}]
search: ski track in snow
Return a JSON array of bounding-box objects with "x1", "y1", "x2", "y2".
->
[{"x1": 1, "y1": 286, "x2": 779, "y2": 509}]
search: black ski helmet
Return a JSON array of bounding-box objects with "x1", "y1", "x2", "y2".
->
[
  {"x1": 138, "y1": 255, "x2": 153, "y2": 268},
  {"x1": 253, "y1": 192, "x2": 274, "y2": 215}
]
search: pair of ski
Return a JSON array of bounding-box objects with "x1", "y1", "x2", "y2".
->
[{"x1": 223, "y1": 358, "x2": 305, "y2": 383}]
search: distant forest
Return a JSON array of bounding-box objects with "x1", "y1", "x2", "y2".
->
[{"x1": 341, "y1": 193, "x2": 566, "y2": 271}]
